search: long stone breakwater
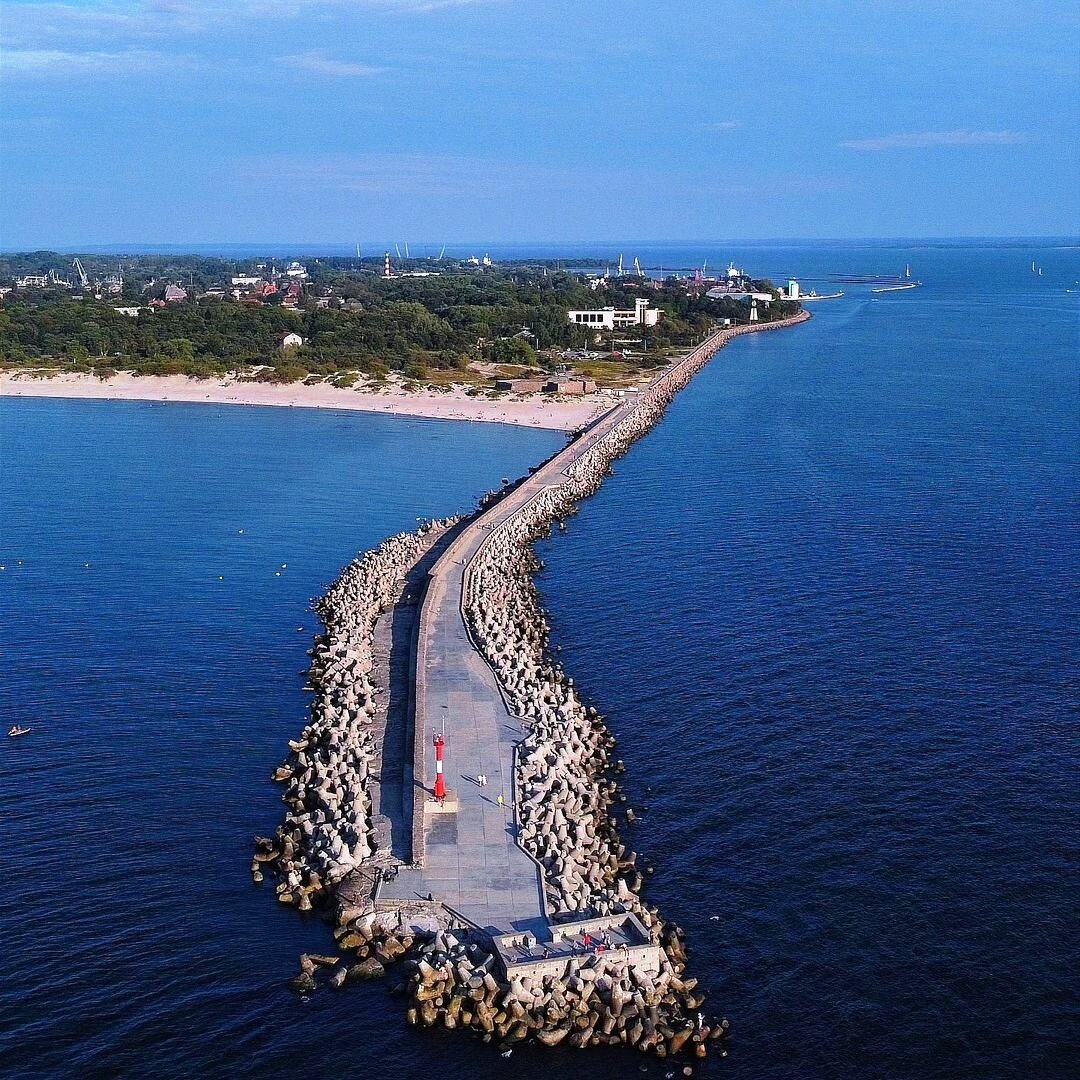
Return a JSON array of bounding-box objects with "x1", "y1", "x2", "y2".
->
[
  {"x1": 467, "y1": 315, "x2": 810, "y2": 917},
  {"x1": 254, "y1": 519, "x2": 459, "y2": 907},
  {"x1": 257, "y1": 312, "x2": 810, "y2": 1070}
]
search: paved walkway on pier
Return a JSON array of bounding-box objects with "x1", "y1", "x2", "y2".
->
[
  {"x1": 378, "y1": 316, "x2": 809, "y2": 935},
  {"x1": 378, "y1": 402, "x2": 631, "y2": 934}
]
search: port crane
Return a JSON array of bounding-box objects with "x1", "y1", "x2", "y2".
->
[
  {"x1": 633, "y1": 257, "x2": 644, "y2": 278},
  {"x1": 72, "y1": 258, "x2": 89, "y2": 288}
]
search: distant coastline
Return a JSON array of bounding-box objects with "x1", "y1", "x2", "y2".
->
[{"x1": 0, "y1": 370, "x2": 612, "y2": 431}]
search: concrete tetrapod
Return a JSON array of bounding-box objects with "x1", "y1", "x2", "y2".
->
[{"x1": 255, "y1": 518, "x2": 459, "y2": 909}]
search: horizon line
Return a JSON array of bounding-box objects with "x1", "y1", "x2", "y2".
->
[{"x1": 3, "y1": 234, "x2": 1079, "y2": 256}]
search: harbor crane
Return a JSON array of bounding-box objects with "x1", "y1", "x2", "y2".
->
[
  {"x1": 72, "y1": 258, "x2": 89, "y2": 288},
  {"x1": 634, "y1": 257, "x2": 644, "y2": 278}
]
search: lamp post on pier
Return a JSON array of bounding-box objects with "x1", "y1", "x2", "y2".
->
[{"x1": 433, "y1": 733, "x2": 446, "y2": 803}]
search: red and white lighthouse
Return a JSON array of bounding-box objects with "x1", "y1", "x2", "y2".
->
[{"x1": 433, "y1": 733, "x2": 446, "y2": 801}]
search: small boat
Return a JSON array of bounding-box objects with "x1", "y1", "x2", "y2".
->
[{"x1": 8, "y1": 726, "x2": 31, "y2": 738}]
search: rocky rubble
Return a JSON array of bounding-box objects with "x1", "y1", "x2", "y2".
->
[
  {"x1": 466, "y1": 318, "x2": 809, "y2": 915},
  {"x1": 255, "y1": 518, "x2": 457, "y2": 909},
  {"x1": 292, "y1": 913, "x2": 729, "y2": 1066},
  {"x1": 261, "y1": 315, "x2": 806, "y2": 1067}
]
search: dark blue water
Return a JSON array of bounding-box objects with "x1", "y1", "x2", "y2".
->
[
  {"x1": 536, "y1": 244, "x2": 1080, "y2": 1078},
  {"x1": 0, "y1": 405, "x2": 562, "y2": 1079},
  {"x1": 2, "y1": 242, "x2": 1077, "y2": 1079}
]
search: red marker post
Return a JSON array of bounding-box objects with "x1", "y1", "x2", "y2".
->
[{"x1": 433, "y1": 733, "x2": 446, "y2": 803}]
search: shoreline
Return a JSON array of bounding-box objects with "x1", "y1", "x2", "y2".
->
[{"x1": 0, "y1": 370, "x2": 613, "y2": 432}]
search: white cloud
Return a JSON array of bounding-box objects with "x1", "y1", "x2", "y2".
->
[
  {"x1": 841, "y1": 129, "x2": 1027, "y2": 150},
  {"x1": 1, "y1": 46, "x2": 175, "y2": 75},
  {"x1": 2, "y1": 0, "x2": 491, "y2": 47},
  {"x1": 277, "y1": 51, "x2": 383, "y2": 77}
]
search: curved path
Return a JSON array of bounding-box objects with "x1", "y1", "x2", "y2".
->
[{"x1": 378, "y1": 315, "x2": 809, "y2": 934}]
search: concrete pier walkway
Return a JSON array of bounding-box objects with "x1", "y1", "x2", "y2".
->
[
  {"x1": 378, "y1": 399, "x2": 636, "y2": 933},
  {"x1": 378, "y1": 547, "x2": 550, "y2": 934},
  {"x1": 378, "y1": 316, "x2": 809, "y2": 935}
]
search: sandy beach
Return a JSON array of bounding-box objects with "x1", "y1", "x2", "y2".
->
[{"x1": 0, "y1": 371, "x2": 615, "y2": 431}]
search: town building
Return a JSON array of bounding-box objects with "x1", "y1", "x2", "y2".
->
[
  {"x1": 705, "y1": 286, "x2": 773, "y2": 305},
  {"x1": 567, "y1": 297, "x2": 661, "y2": 331},
  {"x1": 163, "y1": 284, "x2": 187, "y2": 303},
  {"x1": 495, "y1": 378, "x2": 545, "y2": 393},
  {"x1": 284, "y1": 261, "x2": 309, "y2": 279},
  {"x1": 545, "y1": 377, "x2": 598, "y2": 395},
  {"x1": 15, "y1": 275, "x2": 48, "y2": 288},
  {"x1": 231, "y1": 275, "x2": 261, "y2": 287},
  {"x1": 280, "y1": 332, "x2": 304, "y2": 350}
]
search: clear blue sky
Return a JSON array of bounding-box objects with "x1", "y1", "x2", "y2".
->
[{"x1": 2, "y1": 0, "x2": 1077, "y2": 246}]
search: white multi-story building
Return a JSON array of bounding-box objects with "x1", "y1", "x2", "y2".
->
[
  {"x1": 568, "y1": 297, "x2": 661, "y2": 331},
  {"x1": 15, "y1": 275, "x2": 48, "y2": 288}
]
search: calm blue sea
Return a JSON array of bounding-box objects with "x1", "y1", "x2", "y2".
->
[{"x1": 1, "y1": 241, "x2": 1077, "y2": 1080}]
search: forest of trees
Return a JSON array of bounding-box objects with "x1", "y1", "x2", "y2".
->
[{"x1": 0, "y1": 253, "x2": 800, "y2": 383}]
